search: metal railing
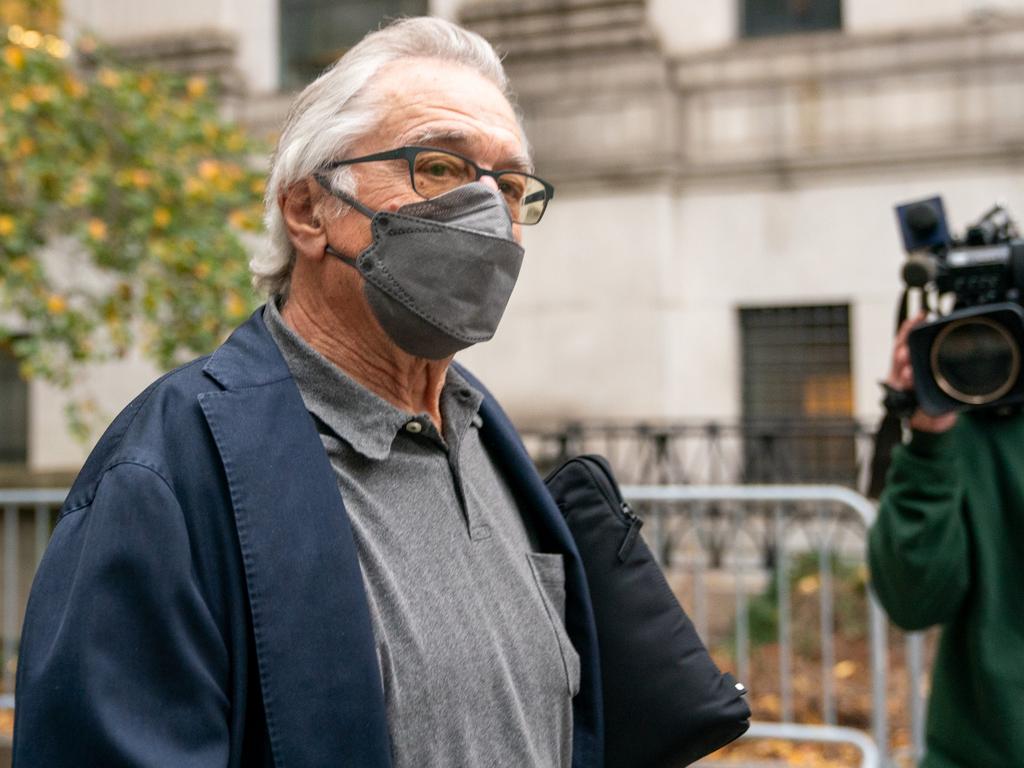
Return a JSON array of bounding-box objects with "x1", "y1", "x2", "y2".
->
[
  {"x1": 622, "y1": 484, "x2": 927, "y2": 767},
  {"x1": 0, "y1": 490, "x2": 64, "y2": 696},
  {"x1": 522, "y1": 419, "x2": 877, "y2": 489}
]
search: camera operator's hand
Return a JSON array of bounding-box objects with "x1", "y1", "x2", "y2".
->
[{"x1": 887, "y1": 314, "x2": 958, "y2": 433}]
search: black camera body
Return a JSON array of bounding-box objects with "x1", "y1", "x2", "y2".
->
[{"x1": 896, "y1": 196, "x2": 1024, "y2": 415}]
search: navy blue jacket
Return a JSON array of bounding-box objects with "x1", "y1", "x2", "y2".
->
[{"x1": 13, "y1": 310, "x2": 603, "y2": 767}]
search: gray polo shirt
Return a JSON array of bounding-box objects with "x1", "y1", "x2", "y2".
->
[{"x1": 264, "y1": 301, "x2": 578, "y2": 768}]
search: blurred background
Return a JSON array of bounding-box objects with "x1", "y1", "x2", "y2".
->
[{"x1": 4, "y1": 1, "x2": 1024, "y2": 765}]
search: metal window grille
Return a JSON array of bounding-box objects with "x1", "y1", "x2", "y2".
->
[
  {"x1": 279, "y1": 0, "x2": 428, "y2": 89},
  {"x1": 740, "y1": 305, "x2": 855, "y2": 484},
  {"x1": 0, "y1": 346, "x2": 27, "y2": 465},
  {"x1": 741, "y1": 0, "x2": 842, "y2": 39}
]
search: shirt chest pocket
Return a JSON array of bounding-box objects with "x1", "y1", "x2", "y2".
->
[{"x1": 527, "y1": 552, "x2": 582, "y2": 698}]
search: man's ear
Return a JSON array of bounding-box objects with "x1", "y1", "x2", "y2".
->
[{"x1": 280, "y1": 178, "x2": 327, "y2": 260}]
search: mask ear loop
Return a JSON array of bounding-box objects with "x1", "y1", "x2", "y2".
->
[{"x1": 313, "y1": 172, "x2": 377, "y2": 268}]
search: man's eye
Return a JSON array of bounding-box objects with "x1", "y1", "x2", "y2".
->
[
  {"x1": 498, "y1": 179, "x2": 525, "y2": 199},
  {"x1": 426, "y1": 163, "x2": 453, "y2": 177}
]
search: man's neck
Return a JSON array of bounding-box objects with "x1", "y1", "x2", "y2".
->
[{"x1": 280, "y1": 294, "x2": 449, "y2": 430}]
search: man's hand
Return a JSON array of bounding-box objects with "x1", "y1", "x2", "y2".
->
[{"x1": 887, "y1": 314, "x2": 958, "y2": 433}]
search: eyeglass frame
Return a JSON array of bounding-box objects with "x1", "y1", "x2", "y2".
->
[{"x1": 316, "y1": 145, "x2": 555, "y2": 225}]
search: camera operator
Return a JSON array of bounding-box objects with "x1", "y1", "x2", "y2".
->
[{"x1": 868, "y1": 313, "x2": 1024, "y2": 768}]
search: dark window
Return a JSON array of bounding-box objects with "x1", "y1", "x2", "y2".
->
[
  {"x1": 0, "y1": 345, "x2": 28, "y2": 465},
  {"x1": 279, "y1": 0, "x2": 429, "y2": 90},
  {"x1": 741, "y1": 0, "x2": 842, "y2": 39},
  {"x1": 740, "y1": 305, "x2": 856, "y2": 483}
]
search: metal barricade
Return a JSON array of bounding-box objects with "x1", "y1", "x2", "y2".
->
[
  {"x1": 622, "y1": 484, "x2": 927, "y2": 767},
  {"x1": 0, "y1": 490, "x2": 65, "y2": 694},
  {"x1": 0, "y1": 486, "x2": 928, "y2": 765}
]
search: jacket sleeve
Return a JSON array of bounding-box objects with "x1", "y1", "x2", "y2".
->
[
  {"x1": 13, "y1": 461, "x2": 230, "y2": 767},
  {"x1": 867, "y1": 429, "x2": 971, "y2": 631}
]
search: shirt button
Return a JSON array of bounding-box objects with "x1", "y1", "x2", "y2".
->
[{"x1": 405, "y1": 420, "x2": 423, "y2": 434}]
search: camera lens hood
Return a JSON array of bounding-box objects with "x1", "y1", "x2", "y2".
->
[{"x1": 909, "y1": 303, "x2": 1024, "y2": 415}]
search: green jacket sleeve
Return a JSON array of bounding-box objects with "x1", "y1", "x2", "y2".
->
[{"x1": 867, "y1": 428, "x2": 971, "y2": 631}]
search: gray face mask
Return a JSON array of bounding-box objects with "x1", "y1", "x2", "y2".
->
[{"x1": 323, "y1": 182, "x2": 525, "y2": 360}]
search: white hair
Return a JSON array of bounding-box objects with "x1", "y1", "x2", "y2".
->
[{"x1": 252, "y1": 16, "x2": 518, "y2": 298}]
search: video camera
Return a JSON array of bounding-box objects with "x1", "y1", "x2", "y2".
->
[{"x1": 896, "y1": 196, "x2": 1024, "y2": 415}]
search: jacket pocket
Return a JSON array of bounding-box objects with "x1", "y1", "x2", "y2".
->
[{"x1": 527, "y1": 552, "x2": 581, "y2": 698}]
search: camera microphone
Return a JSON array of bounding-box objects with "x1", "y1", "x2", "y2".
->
[
  {"x1": 906, "y1": 203, "x2": 939, "y2": 239},
  {"x1": 902, "y1": 255, "x2": 937, "y2": 288}
]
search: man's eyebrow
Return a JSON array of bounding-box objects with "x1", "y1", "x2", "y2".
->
[
  {"x1": 406, "y1": 127, "x2": 471, "y2": 146},
  {"x1": 500, "y1": 153, "x2": 534, "y2": 174},
  {"x1": 404, "y1": 128, "x2": 534, "y2": 173}
]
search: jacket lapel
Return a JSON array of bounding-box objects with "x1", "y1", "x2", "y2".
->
[
  {"x1": 455, "y1": 364, "x2": 605, "y2": 768},
  {"x1": 199, "y1": 311, "x2": 391, "y2": 768}
]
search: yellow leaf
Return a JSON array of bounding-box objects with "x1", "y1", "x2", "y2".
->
[
  {"x1": 28, "y1": 84, "x2": 56, "y2": 103},
  {"x1": 797, "y1": 574, "x2": 819, "y2": 595},
  {"x1": 46, "y1": 294, "x2": 67, "y2": 314},
  {"x1": 131, "y1": 169, "x2": 153, "y2": 189},
  {"x1": 10, "y1": 93, "x2": 30, "y2": 112},
  {"x1": 228, "y1": 209, "x2": 247, "y2": 229},
  {"x1": 226, "y1": 292, "x2": 247, "y2": 319},
  {"x1": 193, "y1": 263, "x2": 211, "y2": 279},
  {"x1": 0, "y1": 215, "x2": 14, "y2": 236},
  {"x1": 753, "y1": 692, "x2": 780, "y2": 717},
  {"x1": 97, "y1": 68, "x2": 121, "y2": 88},
  {"x1": 198, "y1": 159, "x2": 219, "y2": 180},
  {"x1": 87, "y1": 218, "x2": 107, "y2": 241},
  {"x1": 186, "y1": 76, "x2": 208, "y2": 98},
  {"x1": 153, "y1": 208, "x2": 172, "y2": 229},
  {"x1": 3, "y1": 46, "x2": 25, "y2": 70},
  {"x1": 833, "y1": 660, "x2": 858, "y2": 679}
]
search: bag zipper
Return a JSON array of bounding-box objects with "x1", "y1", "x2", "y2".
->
[
  {"x1": 557, "y1": 455, "x2": 644, "y2": 561},
  {"x1": 577, "y1": 456, "x2": 640, "y2": 524}
]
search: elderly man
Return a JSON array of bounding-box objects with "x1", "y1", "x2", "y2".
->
[{"x1": 13, "y1": 18, "x2": 601, "y2": 768}]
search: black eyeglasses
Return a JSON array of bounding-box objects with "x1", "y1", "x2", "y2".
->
[{"x1": 318, "y1": 146, "x2": 554, "y2": 225}]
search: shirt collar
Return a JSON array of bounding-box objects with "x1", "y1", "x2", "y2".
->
[{"x1": 263, "y1": 299, "x2": 482, "y2": 461}]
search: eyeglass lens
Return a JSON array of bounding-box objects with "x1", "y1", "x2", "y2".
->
[{"x1": 411, "y1": 150, "x2": 547, "y2": 225}]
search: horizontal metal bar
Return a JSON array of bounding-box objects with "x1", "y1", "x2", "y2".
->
[
  {"x1": 622, "y1": 484, "x2": 877, "y2": 527},
  {"x1": 0, "y1": 490, "x2": 66, "y2": 506},
  {"x1": 744, "y1": 722, "x2": 880, "y2": 768}
]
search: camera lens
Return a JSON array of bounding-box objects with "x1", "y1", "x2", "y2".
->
[{"x1": 932, "y1": 317, "x2": 1020, "y2": 404}]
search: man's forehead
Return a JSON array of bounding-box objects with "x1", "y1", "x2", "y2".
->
[{"x1": 365, "y1": 58, "x2": 529, "y2": 168}]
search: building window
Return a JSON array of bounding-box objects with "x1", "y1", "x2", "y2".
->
[
  {"x1": 279, "y1": 0, "x2": 429, "y2": 90},
  {"x1": 740, "y1": 305, "x2": 856, "y2": 483},
  {"x1": 0, "y1": 345, "x2": 28, "y2": 465},
  {"x1": 741, "y1": 0, "x2": 842, "y2": 39}
]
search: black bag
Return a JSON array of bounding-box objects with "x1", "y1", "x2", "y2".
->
[{"x1": 545, "y1": 455, "x2": 750, "y2": 768}]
